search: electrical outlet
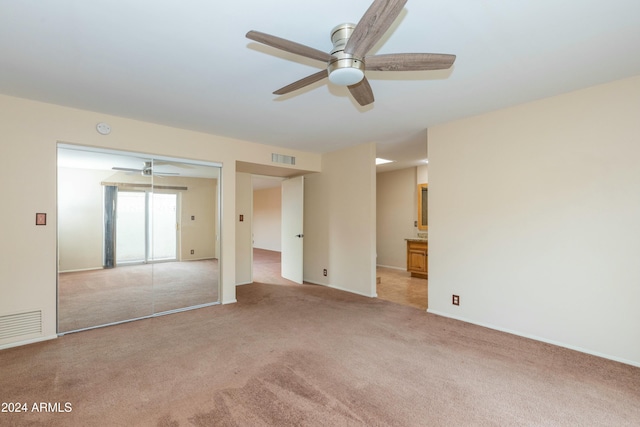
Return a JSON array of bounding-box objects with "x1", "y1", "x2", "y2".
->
[
  {"x1": 190, "y1": 249, "x2": 194, "y2": 255},
  {"x1": 323, "y1": 269, "x2": 327, "y2": 276},
  {"x1": 452, "y1": 295, "x2": 460, "y2": 306}
]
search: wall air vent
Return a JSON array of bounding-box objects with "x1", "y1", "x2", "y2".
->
[
  {"x1": 0, "y1": 310, "x2": 42, "y2": 340},
  {"x1": 272, "y1": 153, "x2": 296, "y2": 165}
]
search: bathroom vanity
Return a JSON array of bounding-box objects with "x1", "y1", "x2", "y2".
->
[{"x1": 406, "y1": 239, "x2": 428, "y2": 279}]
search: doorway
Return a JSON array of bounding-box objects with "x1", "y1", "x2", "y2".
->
[{"x1": 249, "y1": 174, "x2": 304, "y2": 285}]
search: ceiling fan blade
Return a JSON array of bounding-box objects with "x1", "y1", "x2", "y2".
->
[
  {"x1": 365, "y1": 53, "x2": 456, "y2": 71},
  {"x1": 246, "y1": 31, "x2": 332, "y2": 63},
  {"x1": 348, "y1": 77, "x2": 375, "y2": 106},
  {"x1": 153, "y1": 161, "x2": 193, "y2": 169},
  {"x1": 112, "y1": 167, "x2": 141, "y2": 172},
  {"x1": 273, "y1": 69, "x2": 329, "y2": 95},
  {"x1": 344, "y1": 0, "x2": 408, "y2": 59}
]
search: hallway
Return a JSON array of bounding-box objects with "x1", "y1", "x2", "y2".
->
[{"x1": 252, "y1": 249, "x2": 427, "y2": 310}]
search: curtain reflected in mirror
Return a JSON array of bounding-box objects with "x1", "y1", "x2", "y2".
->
[{"x1": 57, "y1": 145, "x2": 221, "y2": 333}]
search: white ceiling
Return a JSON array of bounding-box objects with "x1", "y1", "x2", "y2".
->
[
  {"x1": 2, "y1": 0, "x2": 639, "y2": 172},
  {"x1": 57, "y1": 145, "x2": 221, "y2": 178}
]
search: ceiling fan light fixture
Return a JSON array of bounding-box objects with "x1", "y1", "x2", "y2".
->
[{"x1": 328, "y1": 67, "x2": 364, "y2": 86}]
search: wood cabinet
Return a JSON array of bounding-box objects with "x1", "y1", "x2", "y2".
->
[{"x1": 406, "y1": 239, "x2": 428, "y2": 279}]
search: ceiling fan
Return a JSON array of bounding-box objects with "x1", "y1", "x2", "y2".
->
[
  {"x1": 112, "y1": 161, "x2": 179, "y2": 176},
  {"x1": 246, "y1": 0, "x2": 456, "y2": 107}
]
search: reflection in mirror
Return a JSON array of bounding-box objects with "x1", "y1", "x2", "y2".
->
[
  {"x1": 418, "y1": 183, "x2": 428, "y2": 231},
  {"x1": 57, "y1": 145, "x2": 221, "y2": 333}
]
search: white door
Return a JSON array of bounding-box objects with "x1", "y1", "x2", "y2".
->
[{"x1": 281, "y1": 176, "x2": 304, "y2": 283}]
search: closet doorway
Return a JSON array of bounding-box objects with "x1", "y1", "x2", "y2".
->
[{"x1": 57, "y1": 144, "x2": 221, "y2": 333}]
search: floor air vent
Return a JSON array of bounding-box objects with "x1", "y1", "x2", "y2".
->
[
  {"x1": 0, "y1": 310, "x2": 42, "y2": 340},
  {"x1": 272, "y1": 153, "x2": 295, "y2": 165}
]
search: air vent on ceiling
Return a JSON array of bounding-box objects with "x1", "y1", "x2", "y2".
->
[
  {"x1": 0, "y1": 310, "x2": 42, "y2": 340},
  {"x1": 272, "y1": 153, "x2": 295, "y2": 165}
]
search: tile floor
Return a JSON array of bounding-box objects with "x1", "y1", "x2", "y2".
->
[{"x1": 376, "y1": 267, "x2": 428, "y2": 310}]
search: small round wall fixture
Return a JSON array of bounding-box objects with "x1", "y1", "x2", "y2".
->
[{"x1": 96, "y1": 122, "x2": 111, "y2": 135}]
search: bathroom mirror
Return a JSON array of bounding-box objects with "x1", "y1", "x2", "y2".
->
[{"x1": 418, "y1": 183, "x2": 428, "y2": 230}]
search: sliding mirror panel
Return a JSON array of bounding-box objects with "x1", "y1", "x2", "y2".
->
[
  {"x1": 57, "y1": 145, "x2": 221, "y2": 333},
  {"x1": 57, "y1": 148, "x2": 154, "y2": 332},
  {"x1": 150, "y1": 159, "x2": 221, "y2": 313}
]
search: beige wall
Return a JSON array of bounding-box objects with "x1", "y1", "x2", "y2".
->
[
  {"x1": 252, "y1": 186, "x2": 282, "y2": 252},
  {"x1": 235, "y1": 173, "x2": 253, "y2": 285},
  {"x1": 304, "y1": 142, "x2": 377, "y2": 297},
  {"x1": 428, "y1": 75, "x2": 640, "y2": 366},
  {"x1": 177, "y1": 176, "x2": 218, "y2": 261},
  {"x1": 376, "y1": 167, "x2": 417, "y2": 269},
  {"x1": 417, "y1": 164, "x2": 428, "y2": 184},
  {"x1": 0, "y1": 93, "x2": 320, "y2": 348},
  {"x1": 58, "y1": 167, "x2": 113, "y2": 271}
]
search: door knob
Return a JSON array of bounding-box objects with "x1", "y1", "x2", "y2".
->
[{"x1": 296, "y1": 234, "x2": 304, "y2": 238}]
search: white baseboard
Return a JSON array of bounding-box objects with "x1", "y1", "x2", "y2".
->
[
  {"x1": 59, "y1": 267, "x2": 103, "y2": 273},
  {"x1": 427, "y1": 309, "x2": 640, "y2": 368},
  {"x1": 303, "y1": 278, "x2": 377, "y2": 298},
  {"x1": 0, "y1": 334, "x2": 57, "y2": 351},
  {"x1": 326, "y1": 285, "x2": 375, "y2": 298},
  {"x1": 376, "y1": 264, "x2": 406, "y2": 271}
]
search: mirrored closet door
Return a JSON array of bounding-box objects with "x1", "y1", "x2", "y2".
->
[{"x1": 57, "y1": 144, "x2": 221, "y2": 333}]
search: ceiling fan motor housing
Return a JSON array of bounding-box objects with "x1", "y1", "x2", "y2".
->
[
  {"x1": 142, "y1": 161, "x2": 153, "y2": 176},
  {"x1": 328, "y1": 23, "x2": 365, "y2": 86}
]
